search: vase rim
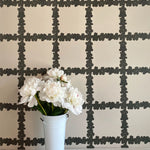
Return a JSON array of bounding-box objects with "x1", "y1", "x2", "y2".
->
[{"x1": 42, "y1": 113, "x2": 68, "y2": 118}]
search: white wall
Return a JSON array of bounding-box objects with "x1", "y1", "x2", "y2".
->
[{"x1": 0, "y1": 2, "x2": 150, "y2": 149}]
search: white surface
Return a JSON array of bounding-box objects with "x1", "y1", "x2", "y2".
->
[{"x1": 0, "y1": 148, "x2": 150, "y2": 150}]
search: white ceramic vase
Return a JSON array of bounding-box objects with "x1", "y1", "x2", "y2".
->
[{"x1": 42, "y1": 114, "x2": 68, "y2": 150}]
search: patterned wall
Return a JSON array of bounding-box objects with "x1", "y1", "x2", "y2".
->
[{"x1": 0, "y1": 0, "x2": 150, "y2": 149}]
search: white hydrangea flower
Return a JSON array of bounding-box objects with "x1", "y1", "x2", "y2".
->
[
  {"x1": 42, "y1": 75, "x2": 54, "y2": 82},
  {"x1": 19, "y1": 77, "x2": 41, "y2": 107},
  {"x1": 39, "y1": 80, "x2": 66, "y2": 107},
  {"x1": 60, "y1": 74, "x2": 67, "y2": 82},
  {"x1": 63, "y1": 87, "x2": 84, "y2": 115},
  {"x1": 61, "y1": 80, "x2": 71, "y2": 89},
  {"x1": 47, "y1": 68, "x2": 64, "y2": 78},
  {"x1": 19, "y1": 68, "x2": 84, "y2": 116},
  {"x1": 27, "y1": 97, "x2": 38, "y2": 107},
  {"x1": 65, "y1": 80, "x2": 71, "y2": 88}
]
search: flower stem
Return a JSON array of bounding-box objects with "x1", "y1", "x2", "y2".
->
[
  {"x1": 51, "y1": 103, "x2": 54, "y2": 112},
  {"x1": 35, "y1": 94, "x2": 47, "y2": 116}
]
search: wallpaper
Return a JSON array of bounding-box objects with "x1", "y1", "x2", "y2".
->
[{"x1": 0, "y1": 0, "x2": 150, "y2": 149}]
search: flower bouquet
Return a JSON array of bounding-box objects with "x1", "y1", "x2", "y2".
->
[{"x1": 19, "y1": 68, "x2": 84, "y2": 150}]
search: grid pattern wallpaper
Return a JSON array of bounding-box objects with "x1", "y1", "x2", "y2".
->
[{"x1": 0, "y1": 0, "x2": 150, "y2": 149}]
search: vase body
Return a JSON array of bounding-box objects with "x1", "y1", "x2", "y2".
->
[{"x1": 42, "y1": 114, "x2": 68, "y2": 150}]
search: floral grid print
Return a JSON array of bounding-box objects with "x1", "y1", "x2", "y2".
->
[{"x1": 0, "y1": 0, "x2": 150, "y2": 149}]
